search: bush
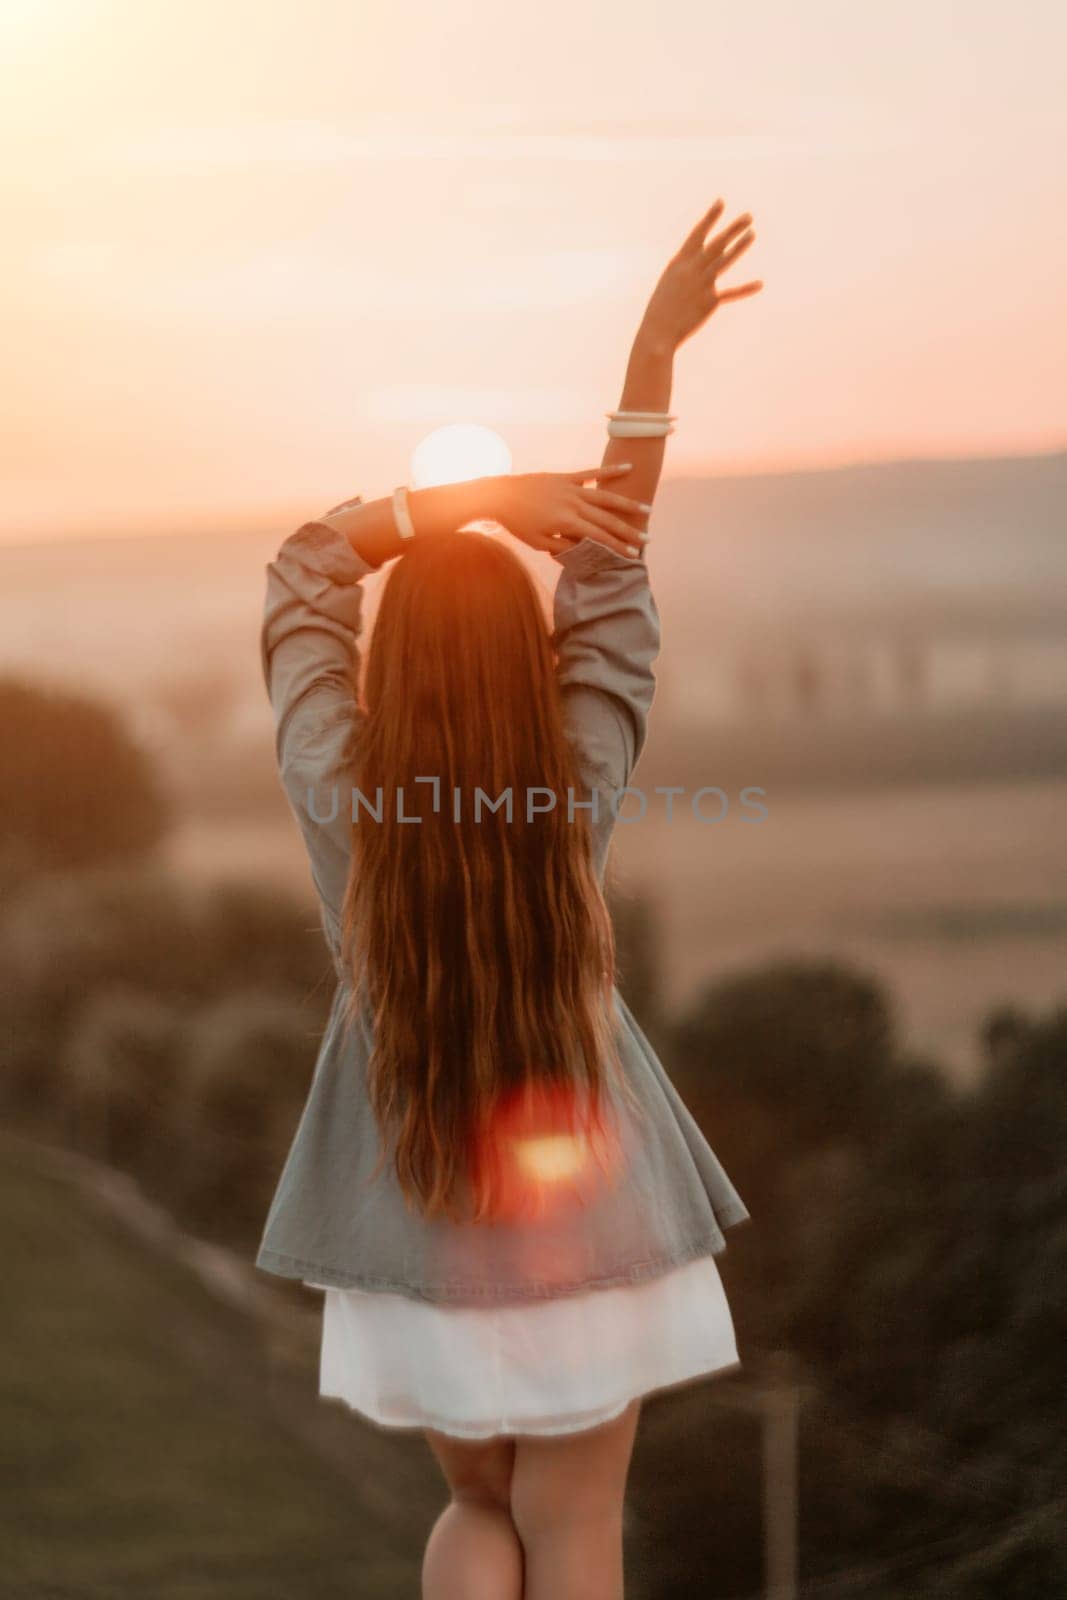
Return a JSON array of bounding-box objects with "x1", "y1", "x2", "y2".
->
[
  {"x1": 173, "y1": 990, "x2": 319, "y2": 1241},
  {"x1": 0, "y1": 675, "x2": 170, "y2": 874},
  {"x1": 672, "y1": 957, "x2": 899, "y2": 1147},
  {"x1": 61, "y1": 987, "x2": 184, "y2": 1170},
  {"x1": 0, "y1": 862, "x2": 333, "y2": 1032}
]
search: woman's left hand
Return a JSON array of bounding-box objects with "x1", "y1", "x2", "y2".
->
[
  {"x1": 493, "y1": 464, "x2": 650, "y2": 558},
  {"x1": 640, "y1": 198, "x2": 763, "y2": 353}
]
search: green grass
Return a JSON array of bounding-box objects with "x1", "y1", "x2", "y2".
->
[{"x1": 0, "y1": 1137, "x2": 439, "y2": 1598}]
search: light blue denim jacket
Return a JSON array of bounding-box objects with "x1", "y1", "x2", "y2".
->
[{"x1": 256, "y1": 502, "x2": 749, "y2": 1303}]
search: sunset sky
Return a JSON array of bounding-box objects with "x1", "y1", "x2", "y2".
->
[{"x1": 2, "y1": 0, "x2": 1064, "y2": 540}]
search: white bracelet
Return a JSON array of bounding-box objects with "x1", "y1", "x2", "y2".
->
[
  {"x1": 392, "y1": 484, "x2": 416, "y2": 540},
  {"x1": 606, "y1": 417, "x2": 675, "y2": 438},
  {"x1": 607, "y1": 411, "x2": 678, "y2": 420}
]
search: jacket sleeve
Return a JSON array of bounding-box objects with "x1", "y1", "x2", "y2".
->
[
  {"x1": 550, "y1": 537, "x2": 661, "y2": 793},
  {"x1": 260, "y1": 500, "x2": 375, "y2": 939}
]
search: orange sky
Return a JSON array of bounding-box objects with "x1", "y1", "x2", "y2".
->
[{"x1": 2, "y1": 0, "x2": 1064, "y2": 540}]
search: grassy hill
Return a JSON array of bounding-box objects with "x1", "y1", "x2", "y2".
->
[{"x1": 1, "y1": 1134, "x2": 439, "y2": 1599}]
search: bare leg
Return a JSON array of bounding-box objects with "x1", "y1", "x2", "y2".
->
[
  {"x1": 510, "y1": 1399, "x2": 641, "y2": 1600},
  {"x1": 422, "y1": 1430, "x2": 523, "y2": 1600}
]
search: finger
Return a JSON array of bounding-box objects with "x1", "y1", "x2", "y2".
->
[
  {"x1": 681, "y1": 198, "x2": 725, "y2": 254},
  {"x1": 531, "y1": 531, "x2": 577, "y2": 553},
  {"x1": 568, "y1": 461, "x2": 634, "y2": 483},
  {"x1": 577, "y1": 502, "x2": 650, "y2": 547},
  {"x1": 718, "y1": 280, "x2": 763, "y2": 303},
  {"x1": 580, "y1": 504, "x2": 652, "y2": 543},
  {"x1": 582, "y1": 486, "x2": 654, "y2": 516},
  {"x1": 572, "y1": 515, "x2": 646, "y2": 560},
  {"x1": 711, "y1": 229, "x2": 756, "y2": 277},
  {"x1": 574, "y1": 521, "x2": 644, "y2": 558},
  {"x1": 703, "y1": 212, "x2": 753, "y2": 263}
]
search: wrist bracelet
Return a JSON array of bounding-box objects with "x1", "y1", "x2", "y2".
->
[
  {"x1": 606, "y1": 417, "x2": 676, "y2": 439},
  {"x1": 607, "y1": 411, "x2": 678, "y2": 420},
  {"x1": 392, "y1": 484, "x2": 416, "y2": 540}
]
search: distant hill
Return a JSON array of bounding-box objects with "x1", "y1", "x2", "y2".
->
[
  {"x1": 1, "y1": 449, "x2": 1064, "y2": 802},
  {"x1": 655, "y1": 449, "x2": 1067, "y2": 640},
  {"x1": 3, "y1": 448, "x2": 1063, "y2": 650}
]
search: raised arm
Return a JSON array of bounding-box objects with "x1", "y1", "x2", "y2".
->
[
  {"x1": 547, "y1": 197, "x2": 762, "y2": 793},
  {"x1": 322, "y1": 468, "x2": 652, "y2": 565},
  {"x1": 261, "y1": 500, "x2": 379, "y2": 944},
  {"x1": 543, "y1": 330, "x2": 675, "y2": 795},
  {"x1": 551, "y1": 538, "x2": 661, "y2": 793},
  {"x1": 594, "y1": 196, "x2": 761, "y2": 513}
]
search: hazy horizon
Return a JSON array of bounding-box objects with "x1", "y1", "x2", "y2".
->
[{"x1": 3, "y1": 441, "x2": 1064, "y2": 549}]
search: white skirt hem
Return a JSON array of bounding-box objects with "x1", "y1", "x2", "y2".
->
[
  {"x1": 318, "y1": 1352, "x2": 742, "y2": 1439},
  {"x1": 306, "y1": 1250, "x2": 741, "y2": 1440}
]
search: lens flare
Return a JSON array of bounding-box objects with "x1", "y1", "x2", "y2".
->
[
  {"x1": 513, "y1": 1133, "x2": 589, "y2": 1184},
  {"x1": 480, "y1": 1079, "x2": 625, "y2": 1223}
]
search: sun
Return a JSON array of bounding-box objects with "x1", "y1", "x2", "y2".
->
[{"x1": 410, "y1": 424, "x2": 512, "y2": 491}]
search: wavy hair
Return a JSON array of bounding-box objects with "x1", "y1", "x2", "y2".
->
[{"x1": 340, "y1": 530, "x2": 635, "y2": 1223}]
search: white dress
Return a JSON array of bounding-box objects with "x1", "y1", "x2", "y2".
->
[{"x1": 303, "y1": 1251, "x2": 740, "y2": 1440}]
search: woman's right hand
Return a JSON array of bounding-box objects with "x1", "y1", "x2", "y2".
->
[
  {"x1": 493, "y1": 464, "x2": 651, "y2": 559},
  {"x1": 640, "y1": 198, "x2": 762, "y2": 353}
]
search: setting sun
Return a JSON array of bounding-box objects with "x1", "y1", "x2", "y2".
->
[{"x1": 409, "y1": 424, "x2": 513, "y2": 490}]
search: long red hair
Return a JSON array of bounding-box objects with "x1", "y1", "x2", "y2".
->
[{"x1": 340, "y1": 530, "x2": 633, "y2": 1222}]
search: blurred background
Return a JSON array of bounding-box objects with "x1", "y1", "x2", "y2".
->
[{"x1": 1, "y1": 2, "x2": 1065, "y2": 1596}]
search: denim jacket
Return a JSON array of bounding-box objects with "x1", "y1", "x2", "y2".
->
[{"x1": 256, "y1": 502, "x2": 749, "y2": 1303}]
